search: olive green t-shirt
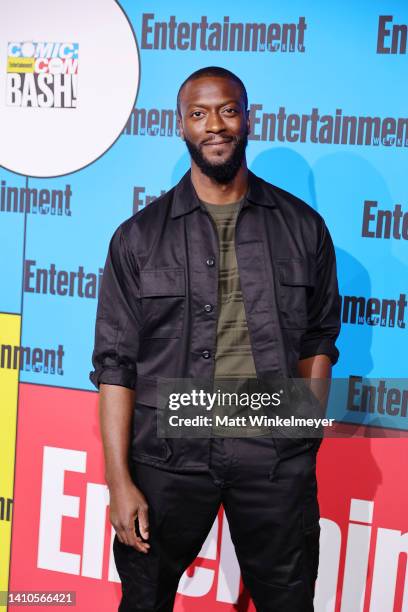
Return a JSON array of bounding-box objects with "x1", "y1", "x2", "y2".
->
[{"x1": 201, "y1": 196, "x2": 257, "y2": 383}]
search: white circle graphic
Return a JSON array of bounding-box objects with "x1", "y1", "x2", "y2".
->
[{"x1": 0, "y1": 0, "x2": 139, "y2": 177}]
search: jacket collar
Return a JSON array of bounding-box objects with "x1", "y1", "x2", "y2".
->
[{"x1": 171, "y1": 168, "x2": 277, "y2": 218}]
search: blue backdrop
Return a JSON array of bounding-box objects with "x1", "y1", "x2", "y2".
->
[{"x1": 1, "y1": 0, "x2": 406, "y2": 425}]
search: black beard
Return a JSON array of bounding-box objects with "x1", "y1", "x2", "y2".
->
[{"x1": 184, "y1": 131, "x2": 248, "y2": 185}]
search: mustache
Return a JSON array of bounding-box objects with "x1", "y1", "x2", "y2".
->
[{"x1": 201, "y1": 135, "x2": 235, "y2": 146}]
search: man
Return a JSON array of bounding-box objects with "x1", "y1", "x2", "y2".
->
[{"x1": 90, "y1": 66, "x2": 341, "y2": 611}]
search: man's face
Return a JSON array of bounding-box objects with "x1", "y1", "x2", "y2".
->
[{"x1": 177, "y1": 76, "x2": 250, "y2": 184}]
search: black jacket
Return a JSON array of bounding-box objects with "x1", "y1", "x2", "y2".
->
[{"x1": 89, "y1": 169, "x2": 341, "y2": 470}]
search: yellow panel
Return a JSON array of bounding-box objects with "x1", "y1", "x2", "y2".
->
[
  {"x1": 7, "y1": 57, "x2": 34, "y2": 73},
  {"x1": 0, "y1": 313, "x2": 21, "y2": 608}
]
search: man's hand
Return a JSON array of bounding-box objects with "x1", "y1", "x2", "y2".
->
[
  {"x1": 109, "y1": 477, "x2": 150, "y2": 553},
  {"x1": 98, "y1": 384, "x2": 150, "y2": 552}
]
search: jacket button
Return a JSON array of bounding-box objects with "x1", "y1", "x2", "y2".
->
[
  {"x1": 201, "y1": 350, "x2": 211, "y2": 359},
  {"x1": 206, "y1": 257, "x2": 215, "y2": 266},
  {"x1": 204, "y1": 304, "x2": 213, "y2": 313}
]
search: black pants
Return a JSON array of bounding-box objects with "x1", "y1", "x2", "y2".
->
[{"x1": 113, "y1": 437, "x2": 320, "y2": 612}]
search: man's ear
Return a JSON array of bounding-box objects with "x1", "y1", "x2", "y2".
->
[
  {"x1": 177, "y1": 113, "x2": 185, "y2": 141},
  {"x1": 246, "y1": 110, "x2": 251, "y2": 136}
]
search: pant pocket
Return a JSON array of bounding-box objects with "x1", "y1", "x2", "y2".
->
[{"x1": 272, "y1": 436, "x2": 316, "y2": 460}]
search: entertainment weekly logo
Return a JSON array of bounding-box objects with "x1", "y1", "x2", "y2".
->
[
  {"x1": 140, "y1": 14, "x2": 307, "y2": 53},
  {"x1": 362, "y1": 200, "x2": 408, "y2": 241},
  {"x1": 377, "y1": 16, "x2": 407, "y2": 54},
  {"x1": 6, "y1": 41, "x2": 78, "y2": 108},
  {"x1": 0, "y1": 179, "x2": 72, "y2": 216},
  {"x1": 340, "y1": 294, "x2": 406, "y2": 328},
  {"x1": 34, "y1": 446, "x2": 408, "y2": 610},
  {"x1": 123, "y1": 105, "x2": 408, "y2": 148}
]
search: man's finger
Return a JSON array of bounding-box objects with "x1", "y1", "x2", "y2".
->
[
  {"x1": 123, "y1": 520, "x2": 150, "y2": 553},
  {"x1": 133, "y1": 535, "x2": 150, "y2": 553},
  {"x1": 138, "y1": 504, "x2": 150, "y2": 540},
  {"x1": 117, "y1": 527, "x2": 130, "y2": 547}
]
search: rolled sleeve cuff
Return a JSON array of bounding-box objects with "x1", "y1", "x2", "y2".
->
[
  {"x1": 89, "y1": 367, "x2": 137, "y2": 390},
  {"x1": 299, "y1": 337, "x2": 340, "y2": 366}
]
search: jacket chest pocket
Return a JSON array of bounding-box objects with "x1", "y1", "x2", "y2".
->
[
  {"x1": 276, "y1": 258, "x2": 316, "y2": 329},
  {"x1": 140, "y1": 267, "x2": 186, "y2": 338}
]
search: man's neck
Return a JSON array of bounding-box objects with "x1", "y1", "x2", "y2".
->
[{"x1": 190, "y1": 162, "x2": 248, "y2": 205}]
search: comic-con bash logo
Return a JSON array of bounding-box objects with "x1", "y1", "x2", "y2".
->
[
  {"x1": 0, "y1": 0, "x2": 139, "y2": 177},
  {"x1": 7, "y1": 42, "x2": 78, "y2": 108}
]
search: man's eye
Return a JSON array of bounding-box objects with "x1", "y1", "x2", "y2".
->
[
  {"x1": 224, "y1": 108, "x2": 238, "y2": 114},
  {"x1": 191, "y1": 111, "x2": 203, "y2": 118}
]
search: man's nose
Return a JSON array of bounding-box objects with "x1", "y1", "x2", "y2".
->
[{"x1": 205, "y1": 110, "x2": 226, "y2": 133}]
